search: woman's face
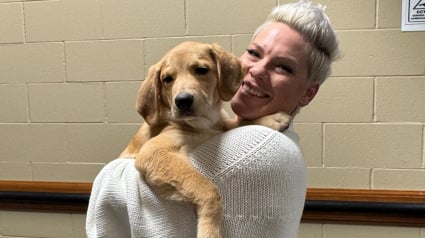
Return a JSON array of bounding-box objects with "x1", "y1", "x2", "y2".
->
[{"x1": 231, "y1": 22, "x2": 319, "y2": 120}]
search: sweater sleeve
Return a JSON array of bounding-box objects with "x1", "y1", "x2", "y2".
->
[
  {"x1": 86, "y1": 125, "x2": 306, "y2": 238},
  {"x1": 191, "y1": 125, "x2": 306, "y2": 238}
]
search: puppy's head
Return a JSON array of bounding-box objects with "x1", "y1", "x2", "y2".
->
[{"x1": 137, "y1": 41, "x2": 243, "y2": 127}]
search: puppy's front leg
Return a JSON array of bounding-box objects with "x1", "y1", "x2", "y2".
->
[
  {"x1": 135, "y1": 138, "x2": 223, "y2": 238},
  {"x1": 250, "y1": 111, "x2": 292, "y2": 132},
  {"x1": 224, "y1": 111, "x2": 292, "y2": 132}
]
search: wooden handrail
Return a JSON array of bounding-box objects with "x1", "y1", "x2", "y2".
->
[
  {"x1": 1, "y1": 181, "x2": 424, "y2": 226},
  {"x1": 304, "y1": 188, "x2": 425, "y2": 226},
  {"x1": 306, "y1": 188, "x2": 425, "y2": 203},
  {"x1": 0, "y1": 180, "x2": 92, "y2": 194}
]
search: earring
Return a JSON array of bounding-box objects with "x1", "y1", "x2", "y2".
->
[{"x1": 299, "y1": 99, "x2": 309, "y2": 107}]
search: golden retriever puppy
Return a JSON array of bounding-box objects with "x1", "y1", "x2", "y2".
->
[{"x1": 120, "y1": 41, "x2": 291, "y2": 238}]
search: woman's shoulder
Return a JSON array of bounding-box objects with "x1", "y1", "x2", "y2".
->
[
  {"x1": 191, "y1": 124, "x2": 305, "y2": 181},
  {"x1": 224, "y1": 124, "x2": 299, "y2": 144},
  {"x1": 212, "y1": 124, "x2": 301, "y2": 156}
]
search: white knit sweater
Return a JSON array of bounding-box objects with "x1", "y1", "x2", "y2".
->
[{"x1": 86, "y1": 125, "x2": 306, "y2": 238}]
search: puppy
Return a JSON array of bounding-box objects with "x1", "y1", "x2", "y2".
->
[{"x1": 121, "y1": 41, "x2": 291, "y2": 238}]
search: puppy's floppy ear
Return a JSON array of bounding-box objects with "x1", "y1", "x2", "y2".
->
[
  {"x1": 136, "y1": 63, "x2": 166, "y2": 125},
  {"x1": 210, "y1": 43, "x2": 244, "y2": 101}
]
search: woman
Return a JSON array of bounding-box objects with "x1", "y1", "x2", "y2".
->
[{"x1": 86, "y1": 1, "x2": 340, "y2": 237}]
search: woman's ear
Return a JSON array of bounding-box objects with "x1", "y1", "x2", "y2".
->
[{"x1": 299, "y1": 83, "x2": 320, "y2": 107}]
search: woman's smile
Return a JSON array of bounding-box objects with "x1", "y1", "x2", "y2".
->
[{"x1": 241, "y1": 82, "x2": 268, "y2": 98}]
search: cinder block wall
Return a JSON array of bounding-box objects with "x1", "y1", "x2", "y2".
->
[{"x1": 0, "y1": 0, "x2": 424, "y2": 237}]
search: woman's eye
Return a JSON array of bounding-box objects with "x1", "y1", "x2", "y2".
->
[
  {"x1": 163, "y1": 76, "x2": 174, "y2": 83},
  {"x1": 246, "y1": 49, "x2": 260, "y2": 58},
  {"x1": 276, "y1": 65, "x2": 294, "y2": 75}
]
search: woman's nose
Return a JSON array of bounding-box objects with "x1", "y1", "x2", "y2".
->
[{"x1": 248, "y1": 61, "x2": 267, "y2": 80}]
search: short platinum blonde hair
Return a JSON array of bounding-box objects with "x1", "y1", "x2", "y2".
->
[{"x1": 253, "y1": 0, "x2": 340, "y2": 85}]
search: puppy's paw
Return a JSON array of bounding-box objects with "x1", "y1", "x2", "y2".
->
[
  {"x1": 197, "y1": 222, "x2": 222, "y2": 238},
  {"x1": 253, "y1": 112, "x2": 292, "y2": 132}
]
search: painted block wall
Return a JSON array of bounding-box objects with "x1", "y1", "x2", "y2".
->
[{"x1": 0, "y1": 0, "x2": 424, "y2": 237}]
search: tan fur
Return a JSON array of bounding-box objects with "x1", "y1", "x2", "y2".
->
[{"x1": 120, "y1": 41, "x2": 291, "y2": 238}]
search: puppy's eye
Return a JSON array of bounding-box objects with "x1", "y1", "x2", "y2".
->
[
  {"x1": 163, "y1": 76, "x2": 174, "y2": 83},
  {"x1": 195, "y1": 67, "x2": 209, "y2": 75}
]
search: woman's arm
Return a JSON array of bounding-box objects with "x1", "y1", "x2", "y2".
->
[{"x1": 86, "y1": 125, "x2": 306, "y2": 238}]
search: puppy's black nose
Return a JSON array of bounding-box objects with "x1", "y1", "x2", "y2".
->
[{"x1": 175, "y1": 93, "x2": 194, "y2": 111}]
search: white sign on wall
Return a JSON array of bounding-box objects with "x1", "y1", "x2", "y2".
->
[{"x1": 402, "y1": 0, "x2": 425, "y2": 31}]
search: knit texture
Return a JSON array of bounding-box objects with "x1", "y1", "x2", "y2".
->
[{"x1": 86, "y1": 125, "x2": 306, "y2": 238}]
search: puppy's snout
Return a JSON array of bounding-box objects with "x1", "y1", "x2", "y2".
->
[{"x1": 175, "y1": 93, "x2": 194, "y2": 111}]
